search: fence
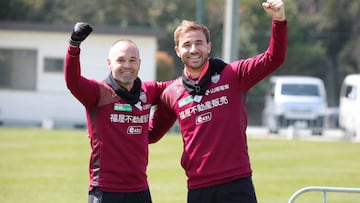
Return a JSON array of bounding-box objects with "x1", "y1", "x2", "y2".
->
[{"x1": 288, "y1": 186, "x2": 360, "y2": 203}]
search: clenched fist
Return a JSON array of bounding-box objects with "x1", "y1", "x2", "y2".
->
[
  {"x1": 262, "y1": 0, "x2": 286, "y2": 21},
  {"x1": 69, "y1": 22, "x2": 93, "y2": 47}
]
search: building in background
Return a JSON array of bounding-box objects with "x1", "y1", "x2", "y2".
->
[{"x1": 0, "y1": 21, "x2": 162, "y2": 128}]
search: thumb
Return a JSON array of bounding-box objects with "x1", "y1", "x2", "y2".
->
[
  {"x1": 262, "y1": 2, "x2": 269, "y2": 8},
  {"x1": 262, "y1": 2, "x2": 275, "y2": 16}
]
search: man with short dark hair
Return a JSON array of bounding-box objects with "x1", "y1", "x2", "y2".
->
[{"x1": 149, "y1": 0, "x2": 287, "y2": 202}]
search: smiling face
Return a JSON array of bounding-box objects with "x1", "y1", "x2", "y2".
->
[
  {"x1": 174, "y1": 20, "x2": 212, "y2": 77},
  {"x1": 175, "y1": 30, "x2": 212, "y2": 72},
  {"x1": 107, "y1": 40, "x2": 141, "y2": 91}
]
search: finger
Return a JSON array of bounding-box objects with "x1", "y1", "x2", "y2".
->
[
  {"x1": 267, "y1": 0, "x2": 283, "y2": 11},
  {"x1": 85, "y1": 26, "x2": 93, "y2": 34},
  {"x1": 262, "y1": 2, "x2": 270, "y2": 8}
]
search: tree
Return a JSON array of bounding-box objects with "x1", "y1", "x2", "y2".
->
[
  {"x1": 1, "y1": 0, "x2": 359, "y2": 123},
  {"x1": 309, "y1": 0, "x2": 359, "y2": 106},
  {"x1": 156, "y1": 51, "x2": 175, "y2": 81}
]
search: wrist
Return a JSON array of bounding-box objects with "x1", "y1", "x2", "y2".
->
[
  {"x1": 273, "y1": 16, "x2": 286, "y2": 21},
  {"x1": 69, "y1": 44, "x2": 79, "y2": 48},
  {"x1": 272, "y1": 13, "x2": 286, "y2": 21},
  {"x1": 69, "y1": 39, "x2": 81, "y2": 47}
]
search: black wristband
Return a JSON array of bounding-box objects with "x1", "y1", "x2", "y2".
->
[{"x1": 69, "y1": 39, "x2": 81, "y2": 47}]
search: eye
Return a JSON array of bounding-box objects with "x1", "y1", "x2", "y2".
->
[
  {"x1": 196, "y1": 41, "x2": 204, "y2": 46},
  {"x1": 117, "y1": 58, "x2": 125, "y2": 63},
  {"x1": 182, "y1": 42, "x2": 191, "y2": 48}
]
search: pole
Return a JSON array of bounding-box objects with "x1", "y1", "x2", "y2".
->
[
  {"x1": 222, "y1": 0, "x2": 239, "y2": 63},
  {"x1": 196, "y1": 0, "x2": 205, "y2": 24}
]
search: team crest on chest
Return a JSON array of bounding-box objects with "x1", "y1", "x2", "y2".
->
[
  {"x1": 139, "y1": 92, "x2": 147, "y2": 103},
  {"x1": 211, "y1": 74, "x2": 220, "y2": 84}
]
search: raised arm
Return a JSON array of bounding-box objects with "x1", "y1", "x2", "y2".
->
[
  {"x1": 262, "y1": 0, "x2": 286, "y2": 21},
  {"x1": 237, "y1": 0, "x2": 287, "y2": 90},
  {"x1": 64, "y1": 22, "x2": 99, "y2": 108}
]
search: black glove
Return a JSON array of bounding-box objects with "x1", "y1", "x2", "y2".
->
[{"x1": 69, "y1": 22, "x2": 93, "y2": 46}]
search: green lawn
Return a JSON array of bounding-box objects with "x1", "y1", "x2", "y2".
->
[{"x1": 0, "y1": 127, "x2": 359, "y2": 203}]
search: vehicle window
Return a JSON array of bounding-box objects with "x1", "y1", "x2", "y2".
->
[{"x1": 281, "y1": 84, "x2": 320, "y2": 96}]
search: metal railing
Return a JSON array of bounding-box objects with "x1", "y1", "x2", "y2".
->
[{"x1": 288, "y1": 186, "x2": 360, "y2": 203}]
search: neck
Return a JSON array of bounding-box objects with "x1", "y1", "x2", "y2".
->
[
  {"x1": 185, "y1": 69, "x2": 202, "y2": 80},
  {"x1": 122, "y1": 85, "x2": 133, "y2": 92},
  {"x1": 184, "y1": 60, "x2": 209, "y2": 80},
  {"x1": 115, "y1": 79, "x2": 133, "y2": 91}
]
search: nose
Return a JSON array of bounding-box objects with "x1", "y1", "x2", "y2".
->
[
  {"x1": 189, "y1": 44, "x2": 197, "y2": 53},
  {"x1": 122, "y1": 60, "x2": 132, "y2": 68}
]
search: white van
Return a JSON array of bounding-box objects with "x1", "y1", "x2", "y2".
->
[
  {"x1": 262, "y1": 76, "x2": 328, "y2": 135},
  {"x1": 339, "y1": 74, "x2": 360, "y2": 141}
]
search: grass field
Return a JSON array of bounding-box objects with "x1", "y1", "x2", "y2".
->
[{"x1": 0, "y1": 127, "x2": 359, "y2": 203}]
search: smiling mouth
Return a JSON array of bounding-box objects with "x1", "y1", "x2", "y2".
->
[
  {"x1": 121, "y1": 71, "x2": 133, "y2": 76},
  {"x1": 189, "y1": 55, "x2": 200, "y2": 59},
  {"x1": 189, "y1": 56, "x2": 201, "y2": 62}
]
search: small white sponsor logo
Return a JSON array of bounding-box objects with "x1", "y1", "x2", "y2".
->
[
  {"x1": 127, "y1": 126, "x2": 143, "y2": 135},
  {"x1": 195, "y1": 112, "x2": 212, "y2": 125}
]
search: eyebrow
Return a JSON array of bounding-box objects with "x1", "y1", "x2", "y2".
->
[
  {"x1": 182, "y1": 39, "x2": 205, "y2": 45},
  {"x1": 116, "y1": 56, "x2": 138, "y2": 59}
]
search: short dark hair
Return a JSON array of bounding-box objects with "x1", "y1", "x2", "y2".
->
[{"x1": 174, "y1": 20, "x2": 210, "y2": 46}]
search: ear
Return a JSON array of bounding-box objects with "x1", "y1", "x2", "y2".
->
[
  {"x1": 107, "y1": 59, "x2": 111, "y2": 67},
  {"x1": 175, "y1": 46, "x2": 181, "y2": 57},
  {"x1": 207, "y1": 42, "x2": 212, "y2": 54}
]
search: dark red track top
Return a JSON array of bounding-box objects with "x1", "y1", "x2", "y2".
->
[
  {"x1": 149, "y1": 20, "x2": 288, "y2": 189},
  {"x1": 65, "y1": 46, "x2": 169, "y2": 192}
]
